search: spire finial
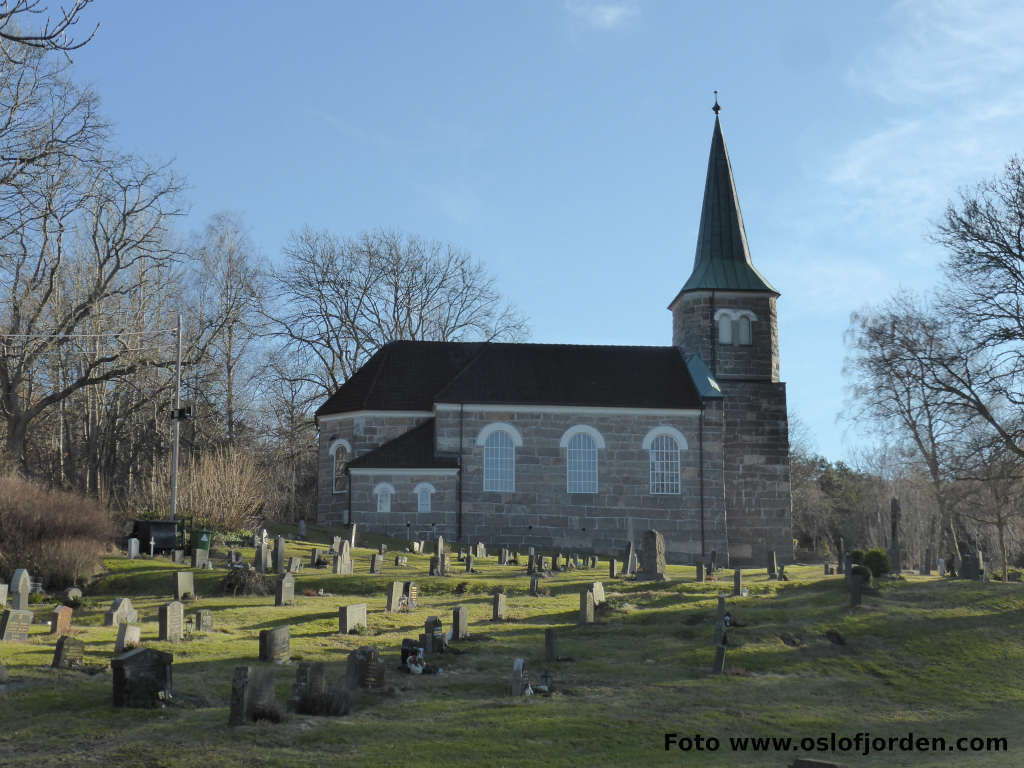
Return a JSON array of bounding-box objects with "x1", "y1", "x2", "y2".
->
[{"x1": 712, "y1": 90, "x2": 721, "y2": 116}]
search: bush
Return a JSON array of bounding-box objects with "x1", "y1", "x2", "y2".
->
[
  {"x1": 0, "y1": 474, "x2": 112, "y2": 589},
  {"x1": 863, "y1": 548, "x2": 891, "y2": 578},
  {"x1": 849, "y1": 549, "x2": 865, "y2": 565},
  {"x1": 849, "y1": 564, "x2": 873, "y2": 585}
]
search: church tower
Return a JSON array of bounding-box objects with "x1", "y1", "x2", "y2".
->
[{"x1": 669, "y1": 97, "x2": 792, "y2": 566}]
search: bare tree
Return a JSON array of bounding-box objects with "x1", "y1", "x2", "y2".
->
[
  {"x1": 0, "y1": 0, "x2": 97, "y2": 61},
  {"x1": 268, "y1": 227, "x2": 528, "y2": 404}
]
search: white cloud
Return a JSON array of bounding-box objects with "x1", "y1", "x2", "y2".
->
[{"x1": 564, "y1": 0, "x2": 638, "y2": 29}]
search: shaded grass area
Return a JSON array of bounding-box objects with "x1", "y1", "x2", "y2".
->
[{"x1": 2, "y1": 530, "x2": 1022, "y2": 767}]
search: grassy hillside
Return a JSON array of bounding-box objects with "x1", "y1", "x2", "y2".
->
[{"x1": 1, "y1": 525, "x2": 1021, "y2": 767}]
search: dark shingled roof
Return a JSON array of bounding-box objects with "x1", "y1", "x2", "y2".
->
[
  {"x1": 671, "y1": 115, "x2": 777, "y2": 303},
  {"x1": 315, "y1": 341, "x2": 483, "y2": 418},
  {"x1": 346, "y1": 419, "x2": 457, "y2": 470},
  {"x1": 317, "y1": 340, "x2": 704, "y2": 417},
  {"x1": 434, "y1": 343, "x2": 701, "y2": 409}
]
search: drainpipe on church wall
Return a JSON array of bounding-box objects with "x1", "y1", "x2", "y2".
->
[
  {"x1": 457, "y1": 403, "x2": 464, "y2": 541},
  {"x1": 710, "y1": 289, "x2": 717, "y2": 376},
  {"x1": 699, "y1": 405, "x2": 706, "y2": 558}
]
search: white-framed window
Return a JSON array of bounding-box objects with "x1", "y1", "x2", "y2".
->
[
  {"x1": 738, "y1": 315, "x2": 752, "y2": 345},
  {"x1": 414, "y1": 482, "x2": 435, "y2": 514},
  {"x1": 329, "y1": 438, "x2": 352, "y2": 495},
  {"x1": 373, "y1": 482, "x2": 395, "y2": 514},
  {"x1": 559, "y1": 425, "x2": 605, "y2": 494},
  {"x1": 642, "y1": 426, "x2": 688, "y2": 495},
  {"x1": 477, "y1": 423, "x2": 522, "y2": 493}
]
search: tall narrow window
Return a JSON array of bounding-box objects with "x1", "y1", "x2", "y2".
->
[
  {"x1": 414, "y1": 483, "x2": 435, "y2": 514},
  {"x1": 718, "y1": 316, "x2": 733, "y2": 344},
  {"x1": 329, "y1": 439, "x2": 351, "y2": 495},
  {"x1": 566, "y1": 432, "x2": 598, "y2": 493},
  {"x1": 738, "y1": 315, "x2": 752, "y2": 345},
  {"x1": 649, "y1": 435, "x2": 681, "y2": 494},
  {"x1": 374, "y1": 482, "x2": 394, "y2": 514},
  {"x1": 484, "y1": 430, "x2": 515, "y2": 492}
]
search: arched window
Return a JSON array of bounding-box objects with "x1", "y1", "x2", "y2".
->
[
  {"x1": 329, "y1": 439, "x2": 352, "y2": 495},
  {"x1": 373, "y1": 482, "x2": 395, "y2": 514},
  {"x1": 559, "y1": 425, "x2": 604, "y2": 494},
  {"x1": 484, "y1": 430, "x2": 515, "y2": 492},
  {"x1": 414, "y1": 482, "x2": 435, "y2": 514},
  {"x1": 718, "y1": 315, "x2": 733, "y2": 344},
  {"x1": 643, "y1": 426, "x2": 687, "y2": 495},
  {"x1": 738, "y1": 315, "x2": 752, "y2": 345}
]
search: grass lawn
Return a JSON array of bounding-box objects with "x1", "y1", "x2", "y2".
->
[{"x1": 1, "y1": 525, "x2": 1022, "y2": 767}]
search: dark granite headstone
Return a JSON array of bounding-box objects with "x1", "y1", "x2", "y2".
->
[
  {"x1": 639, "y1": 530, "x2": 666, "y2": 580},
  {"x1": 452, "y1": 605, "x2": 468, "y2": 640},
  {"x1": 259, "y1": 625, "x2": 290, "y2": 664},
  {"x1": 695, "y1": 561, "x2": 705, "y2": 583},
  {"x1": 609, "y1": 558, "x2": 617, "y2": 578},
  {"x1": 111, "y1": 647, "x2": 173, "y2": 707},
  {"x1": 310, "y1": 548, "x2": 323, "y2": 569},
  {"x1": 345, "y1": 646, "x2": 385, "y2": 689},
  {"x1": 733, "y1": 568, "x2": 742, "y2": 596},
  {"x1": 52, "y1": 635, "x2": 85, "y2": 669},
  {"x1": 229, "y1": 665, "x2": 277, "y2": 726},
  {"x1": 370, "y1": 554, "x2": 383, "y2": 574},
  {"x1": 50, "y1": 605, "x2": 72, "y2": 635},
  {"x1": 465, "y1": 554, "x2": 475, "y2": 573},
  {"x1": 275, "y1": 573, "x2": 295, "y2": 606},
  {"x1": 0, "y1": 609, "x2": 32, "y2": 642},
  {"x1": 529, "y1": 575, "x2": 541, "y2": 596},
  {"x1": 274, "y1": 535, "x2": 287, "y2": 573},
  {"x1": 628, "y1": 552, "x2": 638, "y2": 575},
  {"x1": 339, "y1": 603, "x2": 367, "y2": 634},
  {"x1": 768, "y1": 550, "x2": 778, "y2": 578},
  {"x1": 385, "y1": 582, "x2": 404, "y2": 613},
  {"x1": 545, "y1": 628, "x2": 557, "y2": 662}
]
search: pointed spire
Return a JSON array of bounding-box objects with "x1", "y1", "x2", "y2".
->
[{"x1": 677, "y1": 101, "x2": 777, "y2": 295}]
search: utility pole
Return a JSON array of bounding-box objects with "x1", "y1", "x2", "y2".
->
[{"x1": 170, "y1": 313, "x2": 182, "y2": 521}]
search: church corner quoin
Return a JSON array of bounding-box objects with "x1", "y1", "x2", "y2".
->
[{"x1": 314, "y1": 111, "x2": 791, "y2": 567}]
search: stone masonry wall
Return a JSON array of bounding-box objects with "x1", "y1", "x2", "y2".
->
[
  {"x1": 348, "y1": 472, "x2": 457, "y2": 541},
  {"x1": 672, "y1": 292, "x2": 779, "y2": 382},
  {"x1": 316, "y1": 413, "x2": 430, "y2": 522},
  {"x1": 423, "y1": 407, "x2": 726, "y2": 562},
  {"x1": 721, "y1": 380, "x2": 792, "y2": 565}
]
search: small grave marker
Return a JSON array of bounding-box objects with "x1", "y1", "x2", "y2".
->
[
  {"x1": 452, "y1": 606, "x2": 468, "y2": 640},
  {"x1": 158, "y1": 601, "x2": 184, "y2": 643},
  {"x1": 733, "y1": 569, "x2": 742, "y2": 597},
  {"x1": 339, "y1": 603, "x2": 368, "y2": 634},
  {"x1": 104, "y1": 598, "x2": 138, "y2": 626},
  {"x1": 127, "y1": 538, "x2": 140, "y2": 558},
  {"x1": 0, "y1": 609, "x2": 32, "y2": 642},
  {"x1": 545, "y1": 628, "x2": 557, "y2": 662},
  {"x1": 275, "y1": 573, "x2": 295, "y2": 607},
  {"x1": 114, "y1": 623, "x2": 141, "y2": 654},
  {"x1": 195, "y1": 609, "x2": 213, "y2": 633},
  {"x1": 579, "y1": 589, "x2": 595, "y2": 624},
  {"x1": 640, "y1": 530, "x2": 666, "y2": 580},
  {"x1": 259, "y1": 625, "x2": 290, "y2": 664},
  {"x1": 111, "y1": 647, "x2": 173, "y2": 708},
  {"x1": 370, "y1": 554, "x2": 383, "y2": 574},
  {"x1": 385, "y1": 582, "x2": 404, "y2": 613},
  {"x1": 492, "y1": 593, "x2": 506, "y2": 621},
  {"x1": 52, "y1": 636, "x2": 84, "y2": 669},
  {"x1": 11, "y1": 569, "x2": 30, "y2": 610},
  {"x1": 345, "y1": 646, "x2": 385, "y2": 689},
  {"x1": 50, "y1": 605, "x2": 72, "y2": 636},
  {"x1": 229, "y1": 666, "x2": 277, "y2": 726},
  {"x1": 174, "y1": 571, "x2": 194, "y2": 601}
]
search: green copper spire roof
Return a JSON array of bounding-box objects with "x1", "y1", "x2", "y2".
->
[{"x1": 676, "y1": 105, "x2": 778, "y2": 296}]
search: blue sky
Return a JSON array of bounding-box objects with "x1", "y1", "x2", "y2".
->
[{"x1": 68, "y1": 0, "x2": 1024, "y2": 462}]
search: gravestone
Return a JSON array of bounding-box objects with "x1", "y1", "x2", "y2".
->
[
  {"x1": 922, "y1": 546, "x2": 934, "y2": 576},
  {"x1": 349, "y1": 523, "x2": 358, "y2": 549},
  {"x1": 0, "y1": 609, "x2": 32, "y2": 642},
  {"x1": 310, "y1": 548, "x2": 323, "y2": 568},
  {"x1": 777, "y1": 563, "x2": 787, "y2": 581},
  {"x1": 0, "y1": 582, "x2": 7, "y2": 607},
  {"x1": 195, "y1": 609, "x2": 213, "y2": 633},
  {"x1": 624, "y1": 541, "x2": 635, "y2": 574},
  {"x1": 695, "y1": 561, "x2": 705, "y2": 583},
  {"x1": 589, "y1": 581, "x2": 605, "y2": 606},
  {"x1": 609, "y1": 558, "x2": 617, "y2": 578},
  {"x1": 333, "y1": 541, "x2": 353, "y2": 575},
  {"x1": 191, "y1": 547, "x2": 210, "y2": 569},
  {"x1": 254, "y1": 543, "x2": 268, "y2": 573},
  {"x1": 297, "y1": 519, "x2": 306, "y2": 538},
  {"x1": 733, "y1": 569, "x2": 742, "y2": 597},
  {"x1": 345, "y1": 646, "x2": 385, "y2": 689},
  {"x1": 435, "y1": 534, "x2": 446, "y2": 556},
  {"x1": 52, "y1": 636, "x2": 85, "y2": 669},
  {"x1": 50, "y1": 605, "x2": 72, "y2": 636},
  {"x1": 172, "y1": 550, "x2": 185, "y2": 565},
  {"x1": 492, "y1": 593, "x2": 506, "y2": 621},
  {"x1": 114, "y1": 623, "x2": 141, "y2": 654},
  {"x1": 410, "y1": 541, "x2": 422, "y2": 554},
  {"x1": 331, "y1": 535, "x2": 342, "y2": 553},
  {"x1": 938, "y1": 558, "x2": 946, "y2": 577},
  {"x1": 579, "y1": 589, "x2": 595, "y2": 624},
  {"x1": 174, "y1": 571, "x2": 195, "y2": 601},
  {"x1": 370, "y1": 554, "x2": 383, "y2": 574},
  {"x1": 824, "y1": 563, "x2": 832, "y2": 575},
  {"x1": 385, "y1": 582, "x2": 404, "y2": 613},
  {"x1": 509, "y1": 657, "x2": 530, "y2": 697},
  {"x1": 11, "y1": 569, "x2": 30, "y2": 611},
  {"x1": 767, "y1": 550, "x2": 778, "y2": 578},
  {"x1": 708, "y1": 550, "x2": 717, "y2": 576},
  {"x1": 545, "y1": 628, "x2": 557, "y2": 662},
  {"x1": 403, "y1": 581, "x2": 419, "y2": 609},
  {"x1": 111, "y1": 647, "x2": 173, "y2": 708},
  {"x1": 628, "y1": 552, "x2": 638, "y2": 576},
  {"x1": 639, "y1": 530, "x2": 666, "y2": 581},
  {"x1": 275, "y1": 573, "x2": 295, "y2": 606},
  {"x1": 961, "y1": 552, "x2": 980, "y2": 580},
  {"x1": 339, "y1": 603, "x2": 367, "y2": 634},
  {"x1": 441, "y1": 553, "x2": 452, "y2": 575},
  {"x1": 452, "y1": 606, "x2": 468, "y2": 640},
  {"x1": 529, "y1": 575, "x2": 541, "y2": 596},
  {"x1": 498, "y1": 547, "x2": 510, "y2": 565},
  {"x1": 158, "y1": 601, "x2": 184, "y2": 643},
  {"x1": 274, "y1": 535, "x2": 286, "y2": 573},
  {"x1": 229, "y1": 665, "x2": 277, "y2": 726},
  {"x1": 394, "y1": 555, "x2": 408, "y2": 567},
  {"x1": 837, "y1": 537, "x2": 846, "y2": 574},
  {"x1": 475, "y1": 542, "x2": 486, "y2": 559},
  {"x1": 526, "y1": 555, "x2": 535, "y2": 575},
  {"x1": 104, "y1": 598, "x2": 138, "y2": 626},
  {"x1": 711, "y1": 620, "x2": 727, "y2": 674},
  {"x1": 423, "y1": 616, "x2": 446, "y2": 654},
  {"x1": 378, "y1": 543, "x2": 388, "y2": 555},
  {"x1": 128, "y1": 537, "x2": 140, "y2": 558},
  {"x1": 287, "y1": 557, "x2": 302, "y2": 573},
  {"x1": 259, "y1": 625, "x2": 290, "y2": 664},
  {"x1": 465, "y1": 554, "x2": 475, "y2": 573}
]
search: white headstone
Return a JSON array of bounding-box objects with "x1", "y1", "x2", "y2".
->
[{"x1": 127, "y1": 538, "x2": 140, "y2": 559}]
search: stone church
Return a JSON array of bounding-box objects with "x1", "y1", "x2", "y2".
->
[{"x1": 315, "y1": 108, "x2": 792, "y2": 566}]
